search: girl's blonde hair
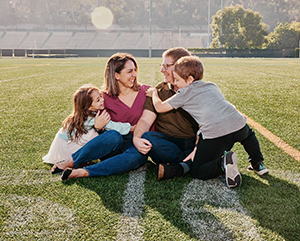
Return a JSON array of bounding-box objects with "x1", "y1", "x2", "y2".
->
[
  {"x1": 103, "y1": 52, "x2": 140, "y2": 96},
  {"x1": 62, "y1": 84, "x2": 100, "y2": 141}
]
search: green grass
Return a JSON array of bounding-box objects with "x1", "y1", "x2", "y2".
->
[{"x1": 0, "y1": 57, "x2": 300, "y2": 240}]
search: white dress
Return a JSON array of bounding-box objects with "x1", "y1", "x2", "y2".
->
[
  {"x1": 42, "y1": 127, "x2": 99, "y2": 164},
  {"x1": 42, "y1": 117, "x2": 131, "y2": 164}
]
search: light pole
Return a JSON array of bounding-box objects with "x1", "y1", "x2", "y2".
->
[
  {"x1": 207, "y1": 0, "x2": 210, "y2": 48},
  {"x1": 220, "y1": 0, "x2": 224, "y2": 47},
  {"x1": 149, "y1": 0, "x2": 152, "y2": 58}
]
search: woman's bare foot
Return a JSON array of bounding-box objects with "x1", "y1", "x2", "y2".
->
[
  {"x1": 51, "y1": 158, "x2": 74, "y2": 174},
  {"x1": 61, "y1": 168, "x2": 89, "y2": 180}
]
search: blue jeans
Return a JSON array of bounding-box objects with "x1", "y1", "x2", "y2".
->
[
  {"x1": 142, "y1": 131, "x2": 196, "y2": 164},
  {"x1": 72, "y1": 131, "x2": 147, "y2": 177}
]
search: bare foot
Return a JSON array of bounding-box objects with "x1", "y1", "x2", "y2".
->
[{"x1": 61, "y1": 168, "x2": 89, "y2": 180}]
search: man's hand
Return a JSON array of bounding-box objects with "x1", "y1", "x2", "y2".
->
[{"x1": 133, "y1": 136, "x2": 152, "y2": 155}]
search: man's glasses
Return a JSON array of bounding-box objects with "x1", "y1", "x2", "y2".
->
[{"x1": 160, "y1": 63, "x2": 174, "y2": 70}]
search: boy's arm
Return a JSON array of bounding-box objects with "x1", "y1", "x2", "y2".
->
[{"x1": 149, "y1": 88, "x2": 174, "y2": 113}]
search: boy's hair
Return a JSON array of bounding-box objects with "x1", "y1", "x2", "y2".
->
[
  {"x1": 104, "y1": 52, "x2": 140, "y2": 96},
  {"x1": 163, "y1": 47, "x2": 191, "y2": 63},
  {"x1": 62, "y1": 84, "x2": 100, "y2": 141},
  {"x1": 173, "y1": 56, "x2": 204, "y2": 81}
]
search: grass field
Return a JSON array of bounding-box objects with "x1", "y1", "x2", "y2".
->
[{"x1": 0, "y1": 57, "x2": 300, "y2": 241}]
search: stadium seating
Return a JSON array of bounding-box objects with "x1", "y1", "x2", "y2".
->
[
  {"x1": 18, "y1": 32, "x2": 50, "y2": 49},
  {"x1": 41, "y1": 32, "x2": 73, "y2": 49},
  {"x1": 0, "y1": 25, "x2": 206, "y2": 51},
  {"x1": 0, "y1": 31, "x2": 27, "y2": 49},
  {"x1": 65, "y1": 32, "x2": 96, "y2": 49}
]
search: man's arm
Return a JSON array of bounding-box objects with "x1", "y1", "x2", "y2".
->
[{"x1": 133, "y1": 109, "x2": 156, "y2": 154}]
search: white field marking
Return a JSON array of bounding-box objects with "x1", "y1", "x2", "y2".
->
[
  {"x1": 116, "y1": 165, "x2": 147, "y2": 241},
  {"x1": 0, "y1": 169, "x2": 60, "y2": 186},
  {"x1": 0, "y1": 66, "x2": 19, "y2": 70},
  {"x1": 268, "y1": 169, "x2": 300, "y2": 187},
  {"x1": 0, "y1": 194, "x2": 77, "y2": 239},
  {"x1": 181, "y1": 178, "x2": 264, "y2": 241},
  {"x1": 240, "y1": 112, "x2": 300, "y2": 162},
  {"x1": 0, "y1": 66, "x2": 86, "y2": 83}
]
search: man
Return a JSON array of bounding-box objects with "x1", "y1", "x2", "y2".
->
[{"x1": 133, "y1": 47, "x2": 198, "y2": 179}]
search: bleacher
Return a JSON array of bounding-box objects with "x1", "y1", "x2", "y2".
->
[
  {"x1": 111, "y1": 32, "x2": 141, "y2": 49},
  {"x1": 18, "y1": 32, "x2": 50, "y2": 49},
  {"x1": 0, "y1": 31, "x2": 28, "y2": 49},
  {"x1": 0, "y1": 25, "x2": 206, "y2": 57},
  {"x1": 41, "y1": 32, "x2": 73, "y2": 49},
  {"x1": 88, "y1": 32, "x2": 119, "y2": 49},
  {"x1": 65, "y1": 32, "x2": 96, "y2": 49}
]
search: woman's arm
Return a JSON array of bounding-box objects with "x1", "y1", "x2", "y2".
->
[{"x1": 146, "y1": 88, "x2": 174, "y2": 113}]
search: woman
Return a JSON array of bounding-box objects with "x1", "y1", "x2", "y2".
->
[{"x1": 51, "y1": 53, "x2": 152, "y2": 180}]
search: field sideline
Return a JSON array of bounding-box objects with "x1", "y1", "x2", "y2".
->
[{"x1": 0, "y1": 57, "x2": 300, "y2": 240}]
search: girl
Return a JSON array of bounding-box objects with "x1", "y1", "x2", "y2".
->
[{"x1": 43, "y1": 84, "x2": 132, "y2": 165}]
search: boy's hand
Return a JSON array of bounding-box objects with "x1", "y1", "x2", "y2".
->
[
  {"x1": 183, "y1": 147, "x2": 197, "y2": 162},
  {"x1": 146, "y1": 88, "x2": 157, "y2": 97}
]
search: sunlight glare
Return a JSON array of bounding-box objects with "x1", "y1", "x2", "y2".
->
[{"x1": 91, "y1": 6, "x2": 114, "y2": 30}]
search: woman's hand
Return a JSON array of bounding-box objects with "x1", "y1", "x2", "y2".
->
[
  {"x1": 183, "y1": 147, "x2": 197, "y2": 162},
  {"x1": 94, "y1": 110, "x2": 111, "y2": 130},
  {"x1": 146, "y1": 88, "x2": 157, "y2": 97}
]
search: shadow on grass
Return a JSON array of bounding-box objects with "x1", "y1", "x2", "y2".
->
[
  {"x1": 239, "y1": 173, "x2": 300, "y2": 241},
  {"x1": 62, "y1": 172, "x2": 129, "y2": 214},
  {"x1": 143, "y1": 163, "x2": 197, "y2": 239},
  {"x1": 61, "y1": 162, "x2": 299, "y2": 240}
]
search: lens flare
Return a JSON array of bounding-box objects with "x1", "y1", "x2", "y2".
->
[{"x1": 91, "y1": 7, "x2": 114, "y2": 29}]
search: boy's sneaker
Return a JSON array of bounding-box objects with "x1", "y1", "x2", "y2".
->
[
  {"x1": 224, "y1": 151, "x2": 242, "y2": 189},
  {"x1": 158, "y1": 163, "x2": 184, "y2": 180},
  {"x1": 247, "y1": 161, "x2": 269, "y2": 175}
]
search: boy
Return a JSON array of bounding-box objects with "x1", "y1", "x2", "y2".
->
[{"x1": 146, "y1": 56, "x2": 268, "y2": 189}]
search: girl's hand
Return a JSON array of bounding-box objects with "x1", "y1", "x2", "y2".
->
[
  {"x1": 94, "y1": 110, "x2": 111, "y2": 130},
  {"x1": 130, "y1": 124, "x2": 136, "y2": 132},
  {"x1": 146, "y1": 88, "x2": 157, "y2": 97}
]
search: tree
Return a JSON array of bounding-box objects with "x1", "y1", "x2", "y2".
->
[
  {"x1": 265, "y1": 21, "x2": 300, "y2": 49},
  {"x1": 210, "y1": 4, "x2": 268, "y2": 49},
  {"x1": 104, "y1": 0, "x2": 148, "y2": 28}
]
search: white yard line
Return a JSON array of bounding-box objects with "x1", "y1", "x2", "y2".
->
[
  {"x1": 181, "y1": 178, "x2": 263, "y2": 241},
  {"x1": 0, "y1": 67, "x2": 85, "y2": 83},
  {"x1": 116, "y1": 165, "x2": 147, "y2": 241},
  {"x1": 0, "y1": 194, "x2": 77, "y2": 239}
]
